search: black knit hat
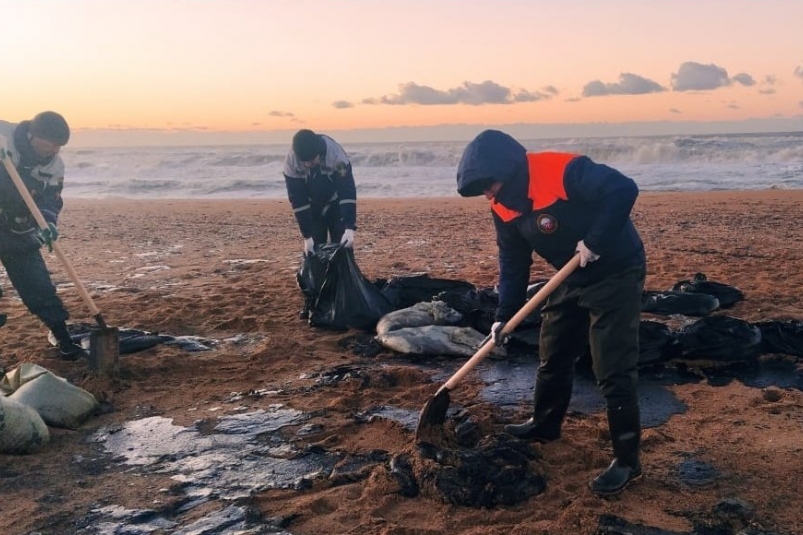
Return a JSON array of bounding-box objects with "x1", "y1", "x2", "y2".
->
[
  {"x1": 292, "y1": 129, "x2": 323, "y2": 162},
  {"x1": 29, "y1": 111, "x2": 70, "y2": 145}
]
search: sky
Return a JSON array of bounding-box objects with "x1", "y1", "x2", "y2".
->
[{"x1": 1, "y1": 0, "x2": 802, "y2": 146}]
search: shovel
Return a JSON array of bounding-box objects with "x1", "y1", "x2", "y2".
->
[
  {"x1": 415, "y1": 254, "x2": 581, "y2": 442},
  {"x1": 1, "y1": 148, "x2": 120, "y2": 374}
]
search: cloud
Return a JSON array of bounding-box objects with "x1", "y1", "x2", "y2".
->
[
  {"x1": 363, "y1": 80, "x2": 551, "y2": 106},
  {"x1": 759, "y1": 75, "x2": 777, "y2": 95},
  {"x1": 795, "y1": 64, "x2": 803, "y2": 81},
  {"x1": 731, "y1": 73, "x2": 755, "y2": 86},
  {"x1": 332, "y1": 100, "x2": 354, "y2": 109},
  {"x1": 669, "y1": 108, "x2": 682, "y2": 114},
  {"x1": 671, "y1": 62, "x2": 732, "y2": 91},
  {"x1": 269, "y1": 110, "x2": 295, "y2": 118},
  {"x1": 581, "y1": 73, "x2": 666, "y2": 97}
]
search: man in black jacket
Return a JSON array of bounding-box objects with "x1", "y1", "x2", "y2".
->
[
  {"x1": 0, "y1": 111, "x2": 85, "y2": 360},
  {"x1": 457, "y1": 130, "x2": 647, "y2": 496},
  {"x1": 283, "y1": 129, "x2": 358, "y2": 318}
]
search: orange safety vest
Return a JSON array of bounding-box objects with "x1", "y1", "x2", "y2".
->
[{"x1": 491, "y1": 152, "x2": 579, "y2": 222}]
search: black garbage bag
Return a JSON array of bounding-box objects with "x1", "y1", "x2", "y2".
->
[
  {"x1": 574, "y1": 321, "x2": 677, "y2": 370},
  {"x1": 296, "y1": 247, "x2": 330, "y2": 315},
  {"x1": 432, "y1": 285, "x2": 494, "y2": 333},
  {"x1": 671, "y1": 273, "x2": 745, "y2": 309},
  {"x1": 641, "y1": 290, "x2": 720, "y2": 316},
  {"x1": 754, "y1": 319, "x2": 803, "y2": 357},
  {"x1": 379, "y1": 273, "x2": 477, "y2": 310},
  {"x1": 298, "y1": 244, "x2": 394, "y2": 331},
  {"x1": 434, "y1": 286, "x2": 487, "y2": 316},
  {"x1": 676, "y1": 315, "x2": 762, "y2": 362},
  {"x1": 639, "y1": 320, "x2": 678, "y2": 365}
]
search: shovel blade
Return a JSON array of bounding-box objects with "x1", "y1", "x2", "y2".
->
[
  {"x1": 89, "y1": 326, "x2": 120, "y2": 377},
  {"x1": 414, "y1": 388, "x2": 451, "y2": 442}
]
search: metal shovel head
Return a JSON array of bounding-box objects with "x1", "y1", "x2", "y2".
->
[
  {"x1": 88, "y1": 326, "x2": 120, "y2": 376},
  {"x1": 414, "y1": 387, "x2": 451, "y2": 443}
]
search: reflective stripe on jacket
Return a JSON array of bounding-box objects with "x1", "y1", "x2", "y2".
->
[{"x1": 283, "y1": 134, "x2": 357, "y2": 237}]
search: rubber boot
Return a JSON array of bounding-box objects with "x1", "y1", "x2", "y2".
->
[
  {"x1": 48, "y1": 321, "x2": 86, "y2": 361},
  {"x1": 504, "y1": 378, "x2": 572, "y2": 443},
  {"x1": 590, "y1": 405, "x2": 642, "y2": 496}
]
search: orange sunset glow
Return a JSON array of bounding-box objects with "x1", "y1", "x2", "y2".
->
[{"x1": 1, "y1": 0, "x2": 801, "y2": 146}]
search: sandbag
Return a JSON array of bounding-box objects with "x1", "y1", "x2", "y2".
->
[
  {"x1": 676, "y1": 315, "x2": 762, "y2": 362},
  {"x1": 9, "y1": 370, "x2": 99, "y2": 429},
  {"x1": 298, "y1": 244, "x2": 394, "y2": 331},
  {"x1": 376, "y1": 301, "x2": 464, "y2": 335},
  {"x1": 0, "y1": 395, "x2": 50, "y2": 454},
  {"x1": 0, "y1": 362, "x2": 50, "y2": 394},
  {"x1": 375, "y1": 325, "x2": 506, "y2": 359},
  {"x1": 671, "y1": 273, "x2": 745, "y2": 309},
  {"x1": 2, "y1": 363, "x2": 99, "y2": 429}
]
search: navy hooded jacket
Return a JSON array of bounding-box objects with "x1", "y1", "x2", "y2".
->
[{"x1": 456, "y1": 130, "x2": 646, "y2": 321}]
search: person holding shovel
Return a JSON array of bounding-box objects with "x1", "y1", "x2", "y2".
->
[
  {"x1": 283, "y1": 129, "x2": 357, "y2": 318},
  {"x1": 456, "y1": 129, "x2": 646, "y2": 496},
  {"x1": 0, "y1": 111, "x2": 85, "y2": 360}
]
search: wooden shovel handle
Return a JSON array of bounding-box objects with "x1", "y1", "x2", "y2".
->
[
  {"x1": 1, "y1": 153, "x2": 103, "y2": 320},
  {"x1": 441, "y1": 254, "x2": 581, "y2": 391}
]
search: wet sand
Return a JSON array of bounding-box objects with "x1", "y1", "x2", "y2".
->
[{"x1": 2, "y1": 191, "x2": 803, "y2": 534}]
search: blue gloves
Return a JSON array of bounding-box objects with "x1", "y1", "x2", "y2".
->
[{"x1": 37, "y1": 222, "x2": 59, "y2": 252}]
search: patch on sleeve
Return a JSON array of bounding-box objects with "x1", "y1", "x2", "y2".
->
[{"x1": 536, "y1": 213, "x2": 558, "y2": 234}]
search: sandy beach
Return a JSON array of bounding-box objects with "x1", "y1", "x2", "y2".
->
[{"x1": 2, "y1": 191, "x2": 803, "y2": 535}]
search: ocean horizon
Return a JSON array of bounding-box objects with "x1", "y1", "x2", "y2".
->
[{"x1": 61, "y1": 131, "x2": 803, "y2": 199}]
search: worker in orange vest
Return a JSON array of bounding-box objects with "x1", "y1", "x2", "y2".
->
[{"x1": 457, "y1": 129, "x2": 647, "y2": 496}]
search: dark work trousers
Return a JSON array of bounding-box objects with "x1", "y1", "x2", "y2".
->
[
  {"x1": 537, "y1": 264, "x2": 646, "y2": 410},
  {"x1": 0, "y1": 244, "x2": 70, "y2": 329},
  {"x1": 309, "y1": 201, "x2": 346, "y2": 246}
]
